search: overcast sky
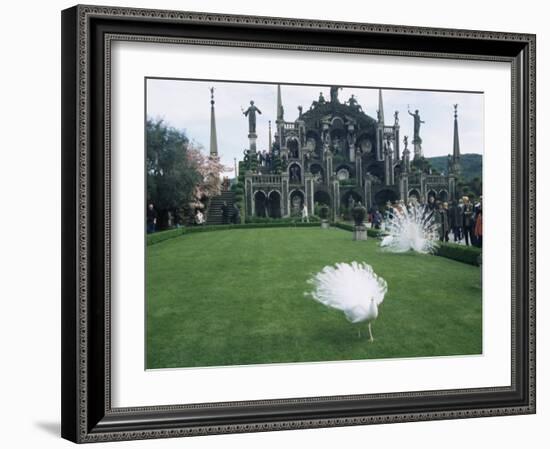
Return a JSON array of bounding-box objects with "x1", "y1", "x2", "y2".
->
[{"x1": 146, "y1": 79, "x2": 484, "y2": 177}]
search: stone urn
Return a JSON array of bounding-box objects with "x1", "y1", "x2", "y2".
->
[
  {"x1": 351, "y1": 203, "x2": 367, "y2": 241},
  {"x1": 319, "y1": 205, "x2": 330, "y2": 229}
]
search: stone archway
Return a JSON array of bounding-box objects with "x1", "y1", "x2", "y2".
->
[
  {"x1": 438, "y1": 190, "x2": 449, "y2": 202},
  {"x1": 408, "y1": 189, "x2": 421, "y2": 202},
  {"x1": 289, "y1": 163, "x2": 302, "y2": 184},
  {"x1": 309, "y1": 163, "x2": 324, "y2": 183},
  {"x1": 374, "y1": 189, "x2": 398, "y2": 207},
  {"x1": 267, "y1": 190, "x2": 282, "y2": 218},
  {"x1": 342, "y1": 190, "x2": 362, "y2": 209},
  {"x1": 254, "y1": 191, "x2": 267, "y2": 217},
  {"x1": 289, "y1": 190, "x2": 305, "y2": 216},
  {"x1": 364, "y1": 160, "x2": 384, "y2": 181},
  {"x1": 314, "y1": 190, "x2": 331, "y2": 206},
  {"x1": 287, "y1": 138, "x2": 300, "y2": 159}
]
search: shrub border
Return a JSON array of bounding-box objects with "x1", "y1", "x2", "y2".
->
[
  {"x1": 147, "y1": 222, "x2": 320, "y2": 246},
  {"x1": 333, "y1": 223, "x2": 481, "y2": 265}
]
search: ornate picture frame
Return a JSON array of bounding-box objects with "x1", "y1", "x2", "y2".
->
[{"x1": 61, "y1": 4, "x2": 536, "y2": 443}]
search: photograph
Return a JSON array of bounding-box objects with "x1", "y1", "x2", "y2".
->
[
  {"x1": 56, "y1": 3, "x2": 536, "y2": 444},
  {"x1": 145, "y1": 79, "x2": 484, "y2": 370}
]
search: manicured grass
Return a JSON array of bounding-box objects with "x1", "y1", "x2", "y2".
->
[{"x1": 146, "y1": 227, "x2": 481, "y2": 369}]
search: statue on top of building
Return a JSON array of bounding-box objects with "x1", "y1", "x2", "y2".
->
[
  {"x1": 330, "y1": 86, "x2": 341, "y2": 103},
  {"x1": 408, "y1": 107, "x2": 425, "y2": 143},
  {"x1": 243, "y1": 100, "x2": 262, "y2": 134}
]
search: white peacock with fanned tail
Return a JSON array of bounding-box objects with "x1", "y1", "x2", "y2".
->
[{"x1": 306, "y1": 262, "x2": 387, "y2": 341}]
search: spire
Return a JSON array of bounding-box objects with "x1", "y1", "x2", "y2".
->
[
  {"x1": 378, "y1": 89, "x2": 385, "y2": 124},
  {"x1": 453, "y1": 104, "x2": 460, "y2": 159},
  {"x1": 276, "y1": 84, "x2": 284, "y2": 121},
  {"x1": 209, "y1": 87, "x2": 218, "y2": 157},
  {"x1": 268, "y1": 120, "x2": 272, "y2": 148}
]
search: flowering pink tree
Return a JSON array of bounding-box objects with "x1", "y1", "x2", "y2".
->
[{"x1": 187, "y1": 144, "x2": 231, "y2": 209}]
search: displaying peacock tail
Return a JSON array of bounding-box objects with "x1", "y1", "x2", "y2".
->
[
  {"x1": 381, "y1": 203, "x2": 439, "y2": 254},
  {"x1": 305, "y1": 262, "x2": 387, "y2": 327}
]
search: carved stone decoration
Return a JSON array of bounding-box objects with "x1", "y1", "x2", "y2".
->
[
  {"x1": 336, "y1": 168, "x2": 350, "y2": 180},
  {"x1": 360, "y1": 138, "x2": 373, "y2": 153}
]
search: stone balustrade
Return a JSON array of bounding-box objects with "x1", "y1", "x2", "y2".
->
[{"x1": 249, "y1": 174, "x2": 283, "y2": 185}]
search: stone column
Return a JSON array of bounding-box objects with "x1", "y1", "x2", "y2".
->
[
  {"x1": 394, "y1": 127, "x2": 400, "y2": 161},
  {"x1": 355, "y1": 149, "x2": 363, "y2": 188},
  {"x1": 348, "y1": 126, "x2": 356, "y2": 162},
  {"x1": 449, "y1": 175, "x2": 456, "y2": 202},
  {"x1": 245, "y1": 173, "x2": 253, "y2": 218},
  {"x1": 400, "y1": 175, "x2": 409, "y2": 202},
  {"x1": 248, "y1": 133, "x2": 258, "y2": 153},
  {"x1": 331, "y1": 177, "x2": 340, "y2": 222},
  {"x1": 413, "y1": 142, "x2": 422, "y2": 159},
  {"x1": 377, "y1": 126, "x2": 384, "y2": 161},
  {"x1": 402, "y1": 148, "x2": 410, "y2": 173},
  {"x1": 325, "y1": 151, "x2": 333, "y2": 182},
  {"x1": 364, "y1": 176, "x2": 372, "y2": 211},
  {"x1": 281, "y1": 173, "x2": 290, "y2": 217},
  {"x1": 384, "y1": 148, "x2": 393, "y2": 186},
  {"x1": 305, "y1": 173, "x2": 314, "y2": 215},
  {"x1": 420, "y1": 173, "x2": 427, "y2": 202}
]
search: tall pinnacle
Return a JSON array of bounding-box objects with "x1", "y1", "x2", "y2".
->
[
  {"x1": 453, "y1": 104, "x2": 460, "y2": 159},
  {"x1": 209, "y1": 87, "x2": 218, "y2": 157},
  {"x1": 276, "y1": 84, "x2": 284, "y2": 121},
  {"x1": 378, "y1": 89, "x2": 385, "y2": 124}
]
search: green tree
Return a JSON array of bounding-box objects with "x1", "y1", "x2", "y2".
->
[
  {"x1": 457, "y1": 176, "x2": 482, "y2": 200},
  {"x1": 469, "y1": 176, "x2": 482, "y2": 197},
  {"x1": 411, "y1": 156, "x2": 434, "y2": 174},
  {"x1": 146, "y1": 118, "x2": 200, "y2": 228}
]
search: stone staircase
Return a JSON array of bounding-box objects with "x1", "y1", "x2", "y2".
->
[{"x1": 206, "y1": 191, "x2": 236, "y2": 225}]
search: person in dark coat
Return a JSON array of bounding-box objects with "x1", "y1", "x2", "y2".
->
[
  {"x1": 443, "y1": 201, "x2": 451, "y2": 242},
  {"x1": 146, "y1": 203, "x2": 157, "y2": 233},
  {"x1": 462, "y1": 196, "x2": 475, "y2": 246},
  {"x1": 438, "y1": 202, "x2": 450, "y2": 242},
  {"x1": 426, "y1": 195, "x2": 437, "y2": 212},
  {"x1": 372, "y1": 208, "x2": 382, "y2": 229},
  {"x1": 448, "y1": 200, "x2": 463, "y2": 242}
]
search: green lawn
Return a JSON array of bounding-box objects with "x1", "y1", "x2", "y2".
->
[{"x1": 146, "y1": 227, "x2": 482, "y2": 369}]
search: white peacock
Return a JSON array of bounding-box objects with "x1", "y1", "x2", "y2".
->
[
  {"x1": 306, "y1": 261, "x2": 387, "y2": 341},
  {"x1": 381, "y1": 203, "x2": 439, "y2": 254}
]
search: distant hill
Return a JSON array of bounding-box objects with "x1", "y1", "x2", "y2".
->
[{"x1": 426, "y1": 153, "x2": 482, "y2": 181}]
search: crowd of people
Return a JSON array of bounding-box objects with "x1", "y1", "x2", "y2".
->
[
  {"x1": 257, "y1": 150, "x2": 273, "y2": 169},
  {"x1": 369, "y1": 195, "x2": 482, "y2": 247}
]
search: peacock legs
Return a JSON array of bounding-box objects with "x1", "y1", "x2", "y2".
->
[{"x1": 368, "y1": 322, "x2": 374, "y2": 342}]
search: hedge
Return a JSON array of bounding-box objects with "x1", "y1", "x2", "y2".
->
[
  {"x1": 332, "y1": 223, "x2": 481, "y2": 265},
  {"x1": 245, "y1": 216, "x2": 320, "y2": 224},
  {"x1": 435, "y1": 242, "x2": 481, "y2": 266},
  {"x1": 146, "y1": 222, "x2": 320, "y2": 246},
  {"x1": 146, "y1": 228, "x2": 185, "y2": 246}
]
